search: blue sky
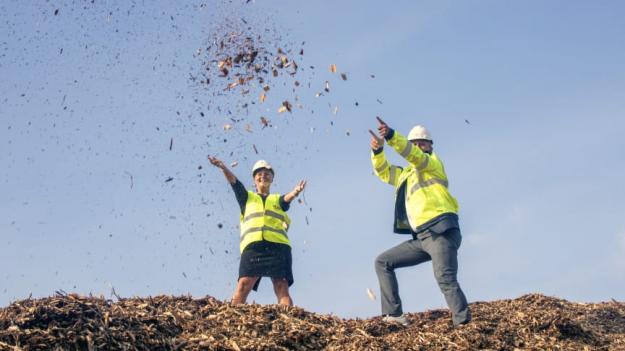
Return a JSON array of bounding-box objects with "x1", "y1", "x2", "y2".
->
[{"x1": 1, "y1": 0, "x2": 625, "y2": 318}]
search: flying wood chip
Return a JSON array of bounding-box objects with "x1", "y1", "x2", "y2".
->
[
  {"x1": 329, "y1": 64, "x2": 337, "y2": 73},
  {"x1": 259, "y1": 93, "x2": 266, "y2": 103},
  {"x1": 223, "y1": 124, "x2": 233, "y2": 131},
  {"x1": 225, "y1": 82, "x2": 238, "y2": 90},
  {"x1": 366, "y1": 288, "x2": 377, "y2": 301},
  {"x1": 260, "y1": 117, "x2": 269, "y2": 128},
  {"x1": 340, "y1": 73, "x2": 347, "y2": 81},
  {"x1": 324, "y1": 81, "x2": 330, "y2": 92},
  {"x1": 281, "y1": 101, "x2": 292, "y2": 113},
  {"x1": 277, "y1": 106, "x2": 287, "y2": 113},
  {"x1": 230, "y1": 161, "x2": 238, "y2": 167}
]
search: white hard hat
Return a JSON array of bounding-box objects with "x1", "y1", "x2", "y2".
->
[
  {"x1": 252, "y1": 160, "x2": 274, "y2": 175},
  {"x1": 407, "y1": 125, "x2": 432, "y2": 141}
]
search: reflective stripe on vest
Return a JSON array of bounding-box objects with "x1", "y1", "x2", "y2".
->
[
  {"x1": 241, "y1": 225, "x2": 288, "y2": 240},
  {"x1": 409, "y1": 177, "x2": 449, "y2": 196}
]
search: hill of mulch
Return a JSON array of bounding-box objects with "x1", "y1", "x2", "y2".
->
[{"x1": 1, "y1": 293, "x2": 624, "y2": 350}]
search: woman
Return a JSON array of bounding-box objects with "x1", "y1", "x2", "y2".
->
[{"x1": 208, "y1": 156, "x2": 306, "y2": 306}]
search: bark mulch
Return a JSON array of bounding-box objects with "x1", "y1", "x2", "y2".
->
[{"x1": 1, "y1": 293, "x2": 624, "y2": 350}]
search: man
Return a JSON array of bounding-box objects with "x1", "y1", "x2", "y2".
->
[
  {"x1": 369, "y1": 117, "x2": 470, "y2": 326},
  {"x1": 208, "y1": 156, "x2": 306, "y2": 306}
]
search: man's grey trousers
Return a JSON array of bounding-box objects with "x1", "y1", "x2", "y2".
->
[{"x1": 374, "y1": 228, "x2": 471, "y2": 325}]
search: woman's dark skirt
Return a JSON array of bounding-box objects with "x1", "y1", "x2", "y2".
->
[{"x1": 239, "y1": 241, "x2": 293, "y2": 291}]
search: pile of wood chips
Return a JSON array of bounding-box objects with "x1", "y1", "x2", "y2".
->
[{"x1": 1, "y1": 293, "x2": 624, "y2": 350}]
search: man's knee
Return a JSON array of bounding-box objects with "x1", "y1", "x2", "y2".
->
[
  {"x1": 434, "y1": 268, "x2": 458, "y2": 289},
  {"x1": 374, "y1": 254, "x2": 390, "y2": 272}
]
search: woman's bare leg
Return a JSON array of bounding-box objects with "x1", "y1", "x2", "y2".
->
[
  {"x1": 271, "y1": 277, "x2": 293, "y2": 306},
  {"x1": 232, "y1": 276, "x2": 259, "y2": 304}
]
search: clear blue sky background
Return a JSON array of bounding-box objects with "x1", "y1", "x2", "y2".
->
[{"x1": 2, "y1": 0, "x2": 624, "y2": 318}]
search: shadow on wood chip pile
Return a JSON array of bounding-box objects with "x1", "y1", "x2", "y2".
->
[{"x1": 1, "y1": 293, "x2": 624, "y2": 350}]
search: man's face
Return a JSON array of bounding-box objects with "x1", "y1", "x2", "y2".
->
[
  {"x1": 411, "y1": 139, "x2": 433, "y2": 154},
  {"x1": 254, "y1": 169, "x2": 274, "y2": 187}
]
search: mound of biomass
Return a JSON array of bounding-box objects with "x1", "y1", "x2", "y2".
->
[{"x1": 1, "y1": 293, "x2": 624, "y2": 350}]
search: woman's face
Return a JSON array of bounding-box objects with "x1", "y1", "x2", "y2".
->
[{"x1": 254, "y1": 169, "x2": 274, "y2": 188}]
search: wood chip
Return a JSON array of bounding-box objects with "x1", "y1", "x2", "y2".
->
[{"x1": 366, "y1": 288, "x2": 376, "y2": 301}]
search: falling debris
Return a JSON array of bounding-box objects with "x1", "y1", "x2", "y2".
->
[
  {"x1": 217, "y1": 223, "x2": 223, "y2": 229},
  {"x1": 223, "y1": 124, "x2": 233, "y2": 131},
  {"x1": 169, "y1": 137, "x2": 173, "y2": 151},
  {"x1": 465, "y1": 119, "x2": 471, "y2": 125},
  {"x1": 124, "y1": 172, "x2": 134, "y2": 189},
  {"x1": 346, "y1": 130, "x2": 351, "y2": 136},
  {"x1": 260, "y1": 117, "x2": 269, "y2": 128},
  {"x1": 332, "y1": 106, "x2": 339, "y2": 115},
  {"x1": 366, "y1": 288, "x2": 376, "y2": 301},
  {"x1": 54, "y1": 9, "x2": 59, "y2": 16},
  {"x1": 340, "y1": 73, "x2": 347, "y2": 81},
  {"x1": 324, "y1": 81, "x2": 330, "y2": 92},
  {"x1": 252, "y1": 144, "x2": 259, "y2": 154},
  {"x1": 329, "y1": 64, "x2": 337, "y2": 73},
  {"x1": 182, "y1": 272, "x2": 187, "y2": 278},
  {"x1": 230, "y1": 161, "x2": 238, "y2": 167},
  {"x1": 259, "y1": 93, "x2": 266, "y2": 103},
  {"x1": 376, "y1": 98, "x2": 383, "y2": 104},
  {"x1": 164, "y1": 177, "x2": 174, "y2": 183},
  {"x1": 282, "y1": 100, "x2": 292, "y2": 113}
]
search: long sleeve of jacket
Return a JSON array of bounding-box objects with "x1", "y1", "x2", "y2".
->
[
  {"x1": 387, "y1": 130, "x2": 436, "y2": 172},
  {"x1": 371, "y1": 149, "x2": 402, "y2": 186}
]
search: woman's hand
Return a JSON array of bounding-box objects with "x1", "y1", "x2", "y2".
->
[
  {"x1": 208, "y1": 155, "x2": 226, "y2": 169},
  {"x1": 208, "y1": 155, "x2": 237, "y2": 184},
  {"x1": 284, "y1": 180, "x2": 307, "y2": 203},
  {"x1": 292, "y1": 180, "x2": 306, "y2": 196}
]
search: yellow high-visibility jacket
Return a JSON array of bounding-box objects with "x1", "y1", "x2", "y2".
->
[
  {"x1": 371, "y1": 130, "x2": 458, "y2": 233},
  {"x1": 239, "y1": 191, "x2": 291, "y2": 252}
]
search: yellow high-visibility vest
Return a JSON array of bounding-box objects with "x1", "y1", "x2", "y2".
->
[
  {"x1": 371, "y1": 131, "x2": 458, "y2": 231},
  {"x1": 239, "y1": 191, "x2": 291, "y2": 252}
]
